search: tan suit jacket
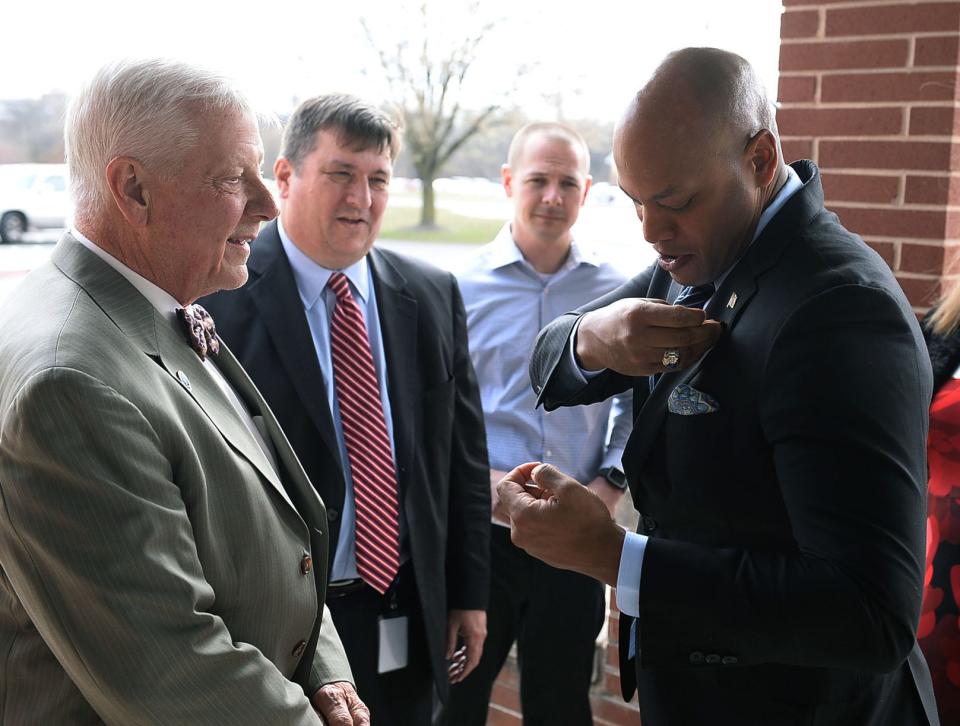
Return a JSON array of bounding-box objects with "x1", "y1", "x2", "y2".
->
[{"x1": 0, "y1": 235, "x2": 351, "y2": 724}]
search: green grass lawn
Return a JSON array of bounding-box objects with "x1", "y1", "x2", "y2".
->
[{"x1": 379, "y1": 204, "x2": 502, "y2": 244}]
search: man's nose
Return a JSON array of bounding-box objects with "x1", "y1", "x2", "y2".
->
[
  {"x1": 639, "y1": 205, "x2": 672, "y2": 243},
  {"x1": 249, "y1": 177, "x2": 278, "y2": 221},
  {"x1": 345, "y1": 178, "x2": 373, "y2": 208},
  {"x1": 542, "y1": 183, "x2": 563, "y2": 205}
]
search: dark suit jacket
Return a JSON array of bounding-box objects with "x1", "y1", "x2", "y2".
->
[
  {"x1": 201, "y1": 221, "x2": 490, "y2": 701},
  {"x1": 530, "y1": 161, "x2": 939, "y2": 725}
]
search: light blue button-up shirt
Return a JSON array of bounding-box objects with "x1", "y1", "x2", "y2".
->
[
  {"x1": 278, "y1": 219, "x2": 404, "y2": 582},
  {"x1": 616, "y1": 165, "x2": 805, "y2": 625},
  {"x1": 457, "y1": 224, "x2": 632, "y2": 509}
]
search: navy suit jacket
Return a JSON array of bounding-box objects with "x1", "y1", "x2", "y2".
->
[{"x1": 530, "y1": 161, "x2": 939, "y2": 725}]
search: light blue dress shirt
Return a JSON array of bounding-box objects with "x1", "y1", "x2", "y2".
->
[
  {"x1": 615, "y1": 165, "x2": 805, "y2": 626},
  {"x1": 278, "y1": 220, "x2": 405, "y2": 582},
  {"x1": 457, "y1": 224, "x2": 632, "y2": 509}
]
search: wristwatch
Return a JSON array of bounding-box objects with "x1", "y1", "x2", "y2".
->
[{"x1": 599, "y1": 466, "x2": 628, "y2": 491}]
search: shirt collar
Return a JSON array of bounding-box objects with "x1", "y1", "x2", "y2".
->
[
  {"x1": 71, "y1": 227, "x2": 182, "y2": 322},
  {"x1": 278, "y1": 217, "x2": 372, "y2": 310},
  {"x1": 486, "y1": 222, "x2": 595, "y2": 274}
]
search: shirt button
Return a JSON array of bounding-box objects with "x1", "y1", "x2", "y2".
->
[
  {"x1": 327, "y1": 508, "x2": 340, "y2": 522},
  {"x1": 689, "y1": 651, "x2": 705, "y2": 664},
  {"x1": 545, "y1": 450, "x2": 553, "y2": 458},
  {"x1": 291, "y1": 640, "x2": 307, "y2": 658},
  {"x1": 300, "y1": 554, "x2": 313, "y2": 576}
]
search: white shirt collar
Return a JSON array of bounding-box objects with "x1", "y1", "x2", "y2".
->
[
  {"x1": 277, "y1": 217, "x2": 372, "y2": 310},
  {"x1": 71, "y1": 227, "x2": 182, "y2": 322}
]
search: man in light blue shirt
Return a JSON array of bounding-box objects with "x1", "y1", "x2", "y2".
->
[{"x1": 447, "y1": 122, "x2": 632, "y2": 726}]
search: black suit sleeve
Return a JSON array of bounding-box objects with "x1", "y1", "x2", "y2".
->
[
  {"x1": 444, "y1": 276, "x2": 491, "y2": 610},
  {"x1": 639, "y1": 283, "x2": 931, "y2": 673},
  {"x1": 529, "y1": 266, "x2": 657, "y2": 410}
]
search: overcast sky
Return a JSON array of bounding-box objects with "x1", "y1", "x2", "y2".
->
[{"x1": 2, "y1": 0, "x2": 783, "y2": 121}]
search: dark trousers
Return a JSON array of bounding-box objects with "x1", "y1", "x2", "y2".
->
[
  {"x1": 326, "y1": 564, "x2": 433, "y2": 726},
  {"x1": 445, "y1": 525, "x2": 605, "y2": 726}
]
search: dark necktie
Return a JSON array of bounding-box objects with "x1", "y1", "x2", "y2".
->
[
  {"x1": 673, "y1": 283, "x2": 715, "y2": 310},
  {"x1": 327, "y1": 272, "x2": 401, "y2": 594},
  {"x1": 177, "y1": 304, "x2": 220, "y2": 360}
]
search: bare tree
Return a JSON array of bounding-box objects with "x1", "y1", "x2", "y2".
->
[{"x1": 362, "y1": 1, "x2": 517, "y2": 228}]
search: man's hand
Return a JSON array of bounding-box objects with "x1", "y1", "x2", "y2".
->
[
  {"x1": 312, "y1": 682, "x2": 370, "y2": 726},
  {"x1": 498, "y1": 462, "x2": 625, "y2": 585},
  {"x1": 446, "y1": 609, "x2": 487, "y2": 683},
  {"x1": 576, "y1": 298, "x2": 722, "y2": 376},
  {"x1": 586, "y1": 475, "x2": 623, "y2": 517},
  {"x1": 489, "y1": 468, "x2": 510, "y2": 525}
]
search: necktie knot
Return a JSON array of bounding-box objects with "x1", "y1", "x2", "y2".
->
[
  {"x1": 176, "y1": 304, "x2": 219, "y2": 360},
  {"x1": 674, "y1": 283, "x2": 715, "y2": 310},
  {"x1": 328, "y1": 272, "x2": 352, "y2": 302}
]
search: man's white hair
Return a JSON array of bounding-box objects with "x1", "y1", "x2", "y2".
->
[{"x1": 65, "y1": 58, "x2": 252, "y2": 217}]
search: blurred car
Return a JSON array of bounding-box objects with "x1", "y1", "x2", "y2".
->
[{"x1": 0, "y1": 164, "x2": 72, "y2": 243}]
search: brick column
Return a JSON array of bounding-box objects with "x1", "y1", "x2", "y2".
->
[{"x1": 778, "y1": 0, "x2": 960, "y2": 311}]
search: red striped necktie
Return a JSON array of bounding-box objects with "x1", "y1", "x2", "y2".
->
[{"x1": 327, "y1": 272, "x2": 400, "y2": 594}]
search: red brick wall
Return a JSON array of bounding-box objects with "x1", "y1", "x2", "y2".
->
[{"x1": 779, "y1": 0, "x2": 960, "y2": 311}]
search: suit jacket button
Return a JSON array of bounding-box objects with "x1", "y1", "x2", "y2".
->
[
  {"x1": 300, "y1": 554, "x2": 313, "y2": 575},
  {"x1": 291, "y1": 640, "x2": 307, "y2": 658},
  {"x1": 721, "y1": 656, "x2": 738, "y2": 665},
  {"x1": 705, "y1": 654, "x2": 721, "y2": 665},
  {"x1": 689, "y1": 651, "x2": 705, "y2": 664},
  {"x1": 642, "y1": 516, "x2": 657, "y2": 532},
  {"x1": 327, "y1": 508, "x2": 339, "y2": 522}
]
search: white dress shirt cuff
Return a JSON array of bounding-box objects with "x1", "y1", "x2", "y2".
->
[
  {"x1": 569, "y1": 316, "x2": 605, "y2": 381},
  {"x1": 616, "y1": 531, "x2": 647, "y2": 618}
]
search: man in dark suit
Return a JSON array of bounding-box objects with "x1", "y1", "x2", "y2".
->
[
  {"x1": 202, "y1": 94, "x2": 490, "y2": 725},
  {"x1": 499, "y1": 47, "x2": 940, "y2": 725}
]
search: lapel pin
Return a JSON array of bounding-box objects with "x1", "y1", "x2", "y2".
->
[
  {"x1": 176, "y1": 370, "x2": 192, "y2": 391},
  {"x1": 726, "y1": 292, "x2": 738, "y2": 309}
]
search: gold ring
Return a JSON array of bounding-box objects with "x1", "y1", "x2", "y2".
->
[{"x1": 662, "y1": 349, "x2": 680, "y2": 368}]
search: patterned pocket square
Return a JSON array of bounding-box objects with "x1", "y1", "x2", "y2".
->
[{"x1": 668, "y1": 384, "x2": 719, "y2": 415}]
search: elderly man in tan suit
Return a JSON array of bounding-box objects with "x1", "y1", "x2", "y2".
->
[{"x1": 0, "y1": 59, "x2": 367, "y2": 725}]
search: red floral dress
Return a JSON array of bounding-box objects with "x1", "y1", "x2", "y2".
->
[{"x1": 921, "y1": 376, "x2": 960, "y2": 722}]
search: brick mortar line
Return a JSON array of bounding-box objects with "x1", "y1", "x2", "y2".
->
[
  {"x1": 786, "y1": 1, "x2": 960, "y2": 9},
  {"x1": 829, "y1": 201, "x2": 960, "y2": 211},
  {"x1": 783, "y1": 135, "x2": 960, "y2": 141},
  {"x1": 862, "y1": 236, "x2": 960, "y2": 245},
  {"x1": 781, "y1": 32, "x2": 960, "y2": 44},
  {"x1": 777, "y1": 105, "x2": 960, "y2": 113},
  {"x1": 895, "y1": 271, "x2": 948, "y2": 279},
  {"x1": 779, "y1": 65, "x2": 960, "y2": 75}
]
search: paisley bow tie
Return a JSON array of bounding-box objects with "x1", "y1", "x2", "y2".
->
[{"x1": 176, "y1": 304, "x2": 220, "y2": 360}]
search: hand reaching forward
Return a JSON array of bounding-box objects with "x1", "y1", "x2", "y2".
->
[
  {"x1": 312, "y1": 681, "x2": 370, "y2": 725},
  {"x1": 497, "y1": 463, "x2": 625, "y2": 586},
  {"x1": 575, "y1": 298, "x2": 722, "y2": 376}
]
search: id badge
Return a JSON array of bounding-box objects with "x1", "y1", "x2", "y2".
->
[{"x1": 377, "y1": 613, "x2": 409, "y2": 673}]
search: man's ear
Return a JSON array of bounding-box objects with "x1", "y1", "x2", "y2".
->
[
  {"x1": 746, "y1": 129, "x2": 779, "y2": 187},
  {"x1": 274, "y1": 157, "x2": 294, "y2": 198},
  {"x1": 501, "y1": 163, "x2": 514, "y2": 198},
  {"x1": 105, "y1": 156, "x2": 149, "y2": 226},
  {"x1": 581, "y1": 175, "x2": 593, "y2": 207}
]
